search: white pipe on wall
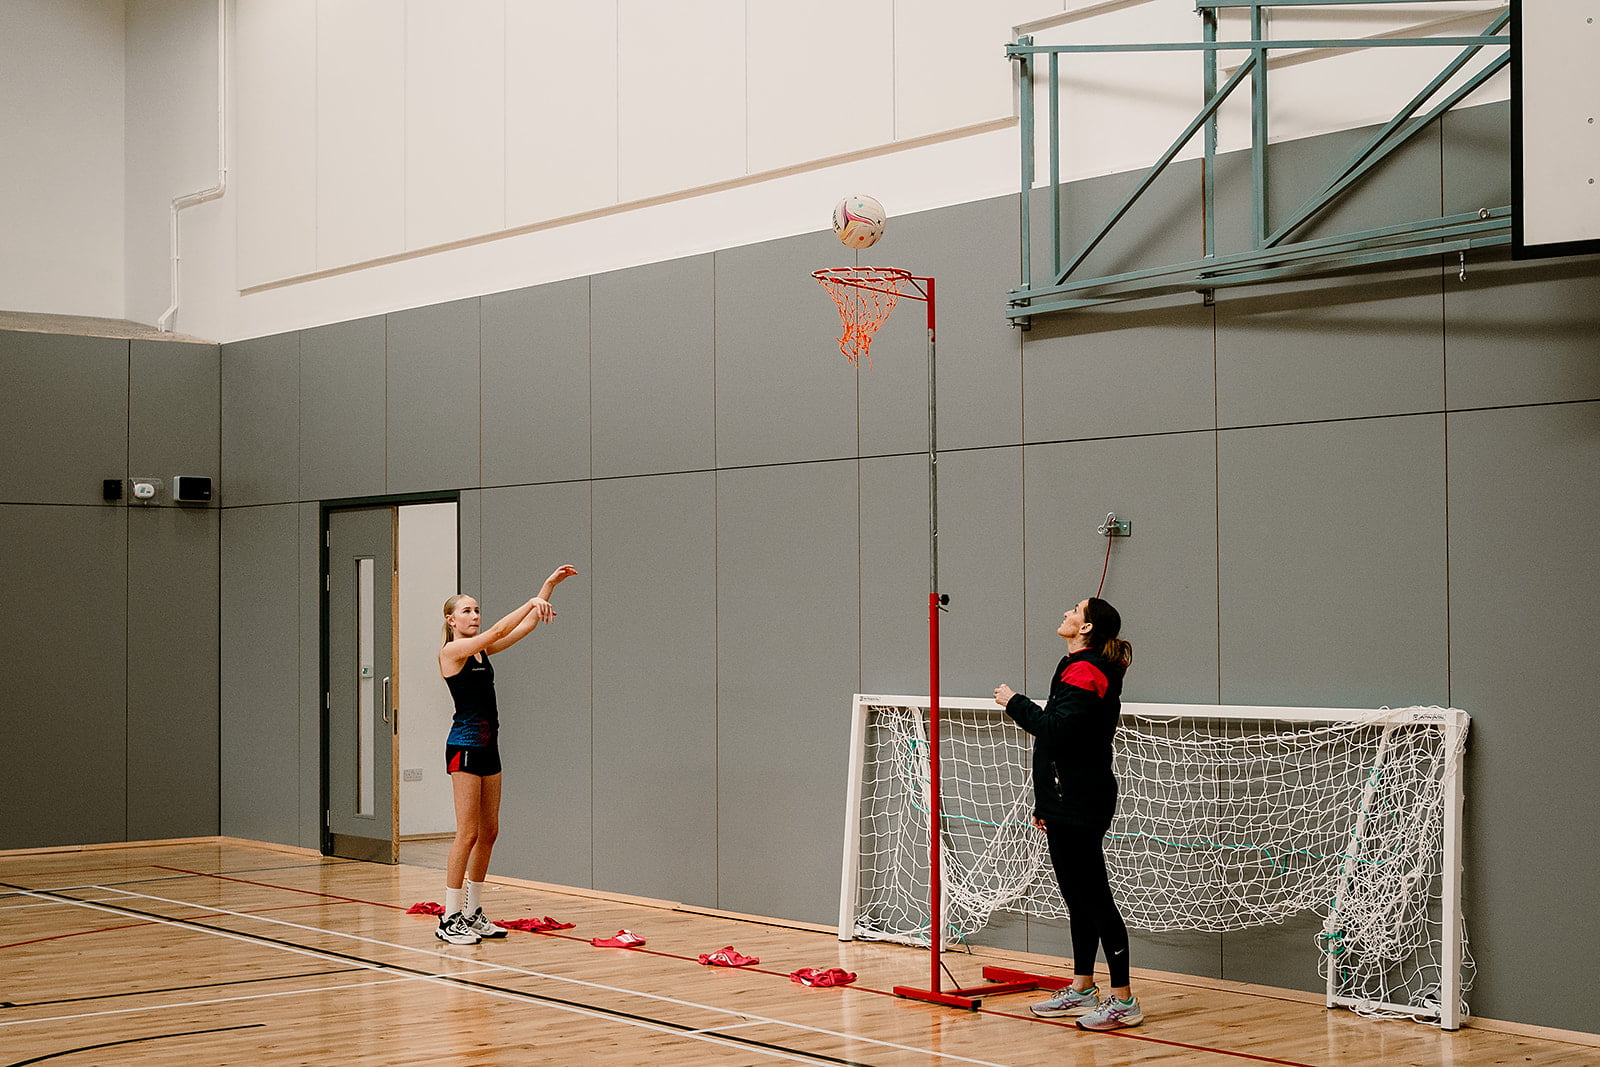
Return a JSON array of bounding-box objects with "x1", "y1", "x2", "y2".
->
[{"x1": 157, "y1": 0, "x2": 228, "y2": 333}]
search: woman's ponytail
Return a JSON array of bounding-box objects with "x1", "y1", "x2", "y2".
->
[{"x1": 1100, "y1": 636, "x2": 1133, "y2": 667}]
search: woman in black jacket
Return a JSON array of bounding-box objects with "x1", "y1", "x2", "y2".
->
[{"x1": 994, "y1": 596, "x2": 1142, "y2": 1031}]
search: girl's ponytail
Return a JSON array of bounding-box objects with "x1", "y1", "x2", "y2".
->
[{"x1": 441, "y1": 593, "x2": 465, "y2": 646}]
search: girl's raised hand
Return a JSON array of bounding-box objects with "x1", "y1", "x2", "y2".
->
[{"x1": 546, "y1": 564, "x2": 579, "y2": 586}]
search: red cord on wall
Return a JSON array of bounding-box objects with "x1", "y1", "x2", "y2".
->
[{"x1": 1097, "y1": 527, "x2": 1113, "y2": 597}]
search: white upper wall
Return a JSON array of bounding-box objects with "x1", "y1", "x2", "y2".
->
[
  {"x1": 0, "y1": 0, "x2": 126, "y2": 319},
  {"x1": 221, "y1": 0, "x2": 1044, "y2": 317},
  {"x1": 124, "y1": 0, "x2": 226, "y2": 331},
  {"x1": 170, "y1": 0, "x2": 1053, "y2": 340},
  {"x1": 3, "y1": 0, "x2": 1510, "y2": 341}
]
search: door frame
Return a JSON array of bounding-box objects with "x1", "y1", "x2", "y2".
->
[{"x1": 320, "y1": 491, "x2": 459, "y2": 858}]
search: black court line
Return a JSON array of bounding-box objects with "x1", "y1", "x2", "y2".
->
[
  {"x1": 0, "y1": 968, "x2": 364, "y2": 1010},
  {"x1": 4, "y1": 1024, "x2": 266, "y2": 1066},
  {"x1": 0, "y1": 884, "x2": 885, "y2": 1067}
]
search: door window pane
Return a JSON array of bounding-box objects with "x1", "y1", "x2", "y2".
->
[{"x1": 356, "y1": 556, "x2": 376, "y2": 816}]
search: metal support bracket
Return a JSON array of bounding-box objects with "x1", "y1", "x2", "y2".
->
[{"x1": 1008, "y1": 2, "x2": 1512, "y2": 322}]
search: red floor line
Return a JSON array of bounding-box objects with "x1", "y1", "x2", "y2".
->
[{"x1": 154, "y1": 865, "x2": 410, "y2": 910}]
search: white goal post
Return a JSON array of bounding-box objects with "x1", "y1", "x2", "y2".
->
[{"x1": 840, "y1": 694, "x2": 1471, "y2": 1028}]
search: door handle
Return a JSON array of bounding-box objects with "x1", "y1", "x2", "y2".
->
[{"x1": 382, "y1": 677, "x2": 392, "y2": 723}]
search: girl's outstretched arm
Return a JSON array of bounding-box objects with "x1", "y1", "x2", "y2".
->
[
  {"x1": 486, "y1": 565, "x2": 578, "y2": 654},
  {"x1": 538, "y1": 564, "x2": 578, "y2": 602},
  {"x1": 441, "y1": 596, "x2": 553, "y2": 673}
]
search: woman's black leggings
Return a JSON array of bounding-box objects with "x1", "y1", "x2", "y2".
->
[{"x1": 1045, "y1": 821, "x2": 1131, "y2": 988}]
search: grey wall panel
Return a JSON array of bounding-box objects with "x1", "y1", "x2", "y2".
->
[
  {"x1": 130, "y1": 339, "x2": 220, "y2": 501},
  {"x1": 1027, "y1": 913, "x2": 1223, "y2": 987},
  {"x1": 1444, "y1": 255, "x2": 1600, "y2": 409},
  {"x1": 1022, "y1": 303, "x2": 1216, "y2": 445},
  {"x1": 0, "y1": 331, "x2": 127, "y2": 505},
  {"x1": 298, "y1": 502, "x2": 323, "y2": 849},
  {"x1": 219, "y1": 504, "x2": 303, "y2": 846},
  {"x1": 1126, "y1": 929, "x2": 1225, "y2": 987},
  {"x1": 939, "y1": 446, "x2": 1028, "y2": 697},
  {"x1": 458, "y1": 489, "x2": 482, "y2": 596},
  {"x1": 852, "y1": 266, "x2": 929, "y2": 460},
  {"x1": 847, "y1": 198, "x2": 1027, "y2": 460},
  {"x1": 478, "y1": 482, "x2": 595, "y2": 892},
  {"x1": 978, "y1": 909, "x2": 1031, "y2": 955},
  {"x1": 714, "y1": 234, "x2": 859, "y2": 468},
  {"x1": 300, "y1": 316, "x2": 386, "y2": 501},
  {"x1": 591, "y1": 473, "x2": 717, "y2": 902},
  {"x1": 885, "y1": 196, "x2": 1026, "y2": 454},
  {"x1": 1024, "y1": 911, "x2": 1075, "y2": 962},
  {"x1": 1252, "y1": 120, "x2": 1441, "y2": 249},
  {"x1": 590, "y1": 255, "x2": 716, "y2": 478},
  {"x1": 716, "y1": 461, "x2": 859, "y2": 922},
  {"x1": 0, "y1": 504, "x2": 127, "y2": 848},
  {"x1": 1447, "y1": 402, "x2": 1600, "y2": 1034},
  {"x1": 386, "y1": 298, "x2": 481, "y2": 495},
  {"x1": 222, "y1": 332, "x2": 300, "y2": 506},
  {"x1": 1215, "y1": 269, "x2": 1444, "y2": 427},
  {"x1": 859, "y1": 453, "x2": 932, "y2": 697},
  {"x1": 859, "y1": 447, "x2": 1026, "y2": 699},
  {"x1": 1022, "y1": 434, "x2": 1220, "y2": 704},
  {"x1": 1440, "y1": 96, "x2": 1600, "y2": 413},
  {"x1": 126, "y1": 505, "x2": 219, "y2": 840},
  {"x1": 1219, "y1": 912, "x2": 1327, "y2": 993},
  {"x1": 481, "y1": 280, "x2": 591, "y2": 486},
  {"x1": 1442, "y1": 100, "x2": 1510, "y2": 218},
  {"x1": 1218, "y1": 416, "x2": 1449, "y2": 708},
  {"x1": 1042, "y1": 158, "x2": 1206, "y2": 282}
]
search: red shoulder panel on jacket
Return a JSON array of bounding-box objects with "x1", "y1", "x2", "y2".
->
[{"x1": 1060, "y1": 660, "x2": 1109, "y2": 697}]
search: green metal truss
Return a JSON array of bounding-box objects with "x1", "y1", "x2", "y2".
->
[{"x1": 1006, "y1": 0, "x2": 1511, "y2": 323}]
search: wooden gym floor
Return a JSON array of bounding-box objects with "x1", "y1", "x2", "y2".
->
[{"x1": 2, "y1": 841, "x2": 1593, "y2": 1066}]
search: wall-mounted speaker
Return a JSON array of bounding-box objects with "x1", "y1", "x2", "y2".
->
[{"x1": 173, "y1": 475, "x2": 213, "y2": 503}]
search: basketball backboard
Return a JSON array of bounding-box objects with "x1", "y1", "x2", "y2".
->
[{"x1": 1512, "y1": 0, "x2": 1600, "y2": 259}]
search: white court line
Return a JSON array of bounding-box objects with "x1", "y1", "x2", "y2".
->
[
  {"x1": 8, "y1": 886, "x2": 1016, "y2": 1067},
  {"x1": 0, "y1": 895, "x2": 139, "y2": 912}
]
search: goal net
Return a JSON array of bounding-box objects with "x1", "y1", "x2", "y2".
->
[{"x1": 839, "y1": 695, "x2": 1471, "y2": 1027}]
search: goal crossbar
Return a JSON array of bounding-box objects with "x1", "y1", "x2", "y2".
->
[{"x1": 840, "y1": 694, "x2": 1470, "y2": 1028}]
